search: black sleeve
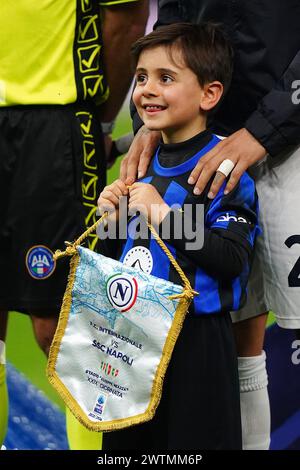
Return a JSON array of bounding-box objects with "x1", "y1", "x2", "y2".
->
[
  {"x1": 160, "y1": 210, "x2": 250, "y2": 280},
  {"x1": 245, "y1": 50, "x2": 300, "y2": 156}
]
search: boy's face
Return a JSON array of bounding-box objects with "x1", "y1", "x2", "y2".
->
[{"x1": 133, "y1": 45, "x2": 206, "y2": 143}]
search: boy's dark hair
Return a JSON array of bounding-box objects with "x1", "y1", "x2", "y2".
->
[{"x1": 131, "y1": 22, "x2": 234, "y2": 94}]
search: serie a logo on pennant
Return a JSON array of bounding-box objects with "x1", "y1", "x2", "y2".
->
[{"x1": 106, "y1": 273, "x2": 138, "y2": 312}]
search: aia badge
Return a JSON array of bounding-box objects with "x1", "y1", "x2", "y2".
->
[
  {"x1": 106, "y1": 273, "x2": 138, "y2": 312},
  {"x1": 26, "y1": 245, "x2": 56, "y2": 280}
]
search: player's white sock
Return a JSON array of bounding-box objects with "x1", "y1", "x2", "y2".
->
[
  {"x1": 238, "y1": 351, "x2": 270, "y2": 450},
  {"x1": 0, "y1": 340, "x2": 8, "y2": 446}
]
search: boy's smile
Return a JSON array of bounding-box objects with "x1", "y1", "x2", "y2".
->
[
  {"x1": 142, "y1": 103, "x2": 167, "y2": 114},
  {"x1": 133, "y1": 45, "x2": 206, "y2": 144}
]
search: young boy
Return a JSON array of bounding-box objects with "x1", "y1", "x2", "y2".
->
[{"x1": 98, "y1": 23, "x2": 259, "y2": 450}]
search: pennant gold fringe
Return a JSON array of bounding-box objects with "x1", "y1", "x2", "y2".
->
[{"x1": 47, "y1": 213, "x2": 197, "y2": 431}]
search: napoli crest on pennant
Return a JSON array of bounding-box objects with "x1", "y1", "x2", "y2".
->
[{"x1": 106, "y1": 273, "x2": 138, "y2": 312}]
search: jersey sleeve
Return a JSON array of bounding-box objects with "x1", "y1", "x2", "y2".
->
[
  {"x1": 159, "y1": 172, "x2": 260, "y2": 280},
  {"x1": 245, "y1": 50, "x2": 300, "y2": 156},
  {"x1": 205, "y1": 172, "x2": 260, "y2": 253}
]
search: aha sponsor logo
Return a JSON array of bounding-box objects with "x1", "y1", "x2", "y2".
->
[
  {"x1": 25, "y1": 245, "x2": 56, "y2": 280},
  {"x1": 216, "y1": 212, "x2": 249, "y2": 224},
  {"x1": 106, "y1": 273, "x2": 138, "y2": 312}
]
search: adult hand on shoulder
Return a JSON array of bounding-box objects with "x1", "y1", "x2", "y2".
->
[
  {"x1": 120, "y1": 125, "x2": 161, "y2": 185},
  {"x1": 188, "y1": 128, "x2": 267, "y2": 198}
]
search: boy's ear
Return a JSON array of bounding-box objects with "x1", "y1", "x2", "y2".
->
[{"x1": 199, "y1": 81, "x2": 223, "y2": 112}]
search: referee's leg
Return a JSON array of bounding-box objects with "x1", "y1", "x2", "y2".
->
[{"x1": 30, "y1": 314, "x2": 58, "y2": 357}]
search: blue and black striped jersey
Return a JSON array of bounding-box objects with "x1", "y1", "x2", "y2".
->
[{"x1": 106, "y1": 132, "x2": 260, "y2": 316}]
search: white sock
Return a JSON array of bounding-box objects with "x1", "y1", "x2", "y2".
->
[{"x1": 238, "y1": 351, "x2": 271, "y2": 450}]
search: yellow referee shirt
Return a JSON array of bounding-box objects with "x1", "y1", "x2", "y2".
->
[{"x1": 0, "y1": 0, "x2": 139, "y2": 106}]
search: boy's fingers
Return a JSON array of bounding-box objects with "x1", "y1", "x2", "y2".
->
[
  {"x1": 104, "y1": 186, "x2": 122, "y2": 199},
  {"x1": 103, "y1": 190, "x2": 120, "y2": 206},
  {"x1": 128, "y1": 182, "x2": 144, "y2": 195},
  {"x1": 128, "y1": 191, "x2": 141, "y2": 205},
  {"x1": 108, "y1": 180, "x2": 128, "y2": 197},
  {"x1": 114, "y1": 179, "x2": 128, "y2": 195},
  {"x1": 98, "y1": 200, "x2": 115, "y2": 215},
  {"x1": 98, "y1": 202, "x2": 114, "y2": 213},
  {"x1": 128, "y1": 188, "x2": 137, "y2": 198}
]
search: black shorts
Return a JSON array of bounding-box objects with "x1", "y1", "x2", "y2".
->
[
  {"x1": 0, "y1": 104, "x2": 106, "y2": 315},
  {"x1": 103, "y1": 312, "x2": 242, "y2": 450}
]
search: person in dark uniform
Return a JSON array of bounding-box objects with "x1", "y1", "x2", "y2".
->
[{"x1": 98, "y1": 23, "x2": 260, "y2": 449}]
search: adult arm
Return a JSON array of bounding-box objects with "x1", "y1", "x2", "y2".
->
[
  {"x1": 189, "y1": 49, "x2": 300, "y2": 198},
  {"x1": 125, "y1": 38, "x2": 300, "y2": 192},
  {"x1": 98, "y1": 0, "x2": 149, "y2": 123}
]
